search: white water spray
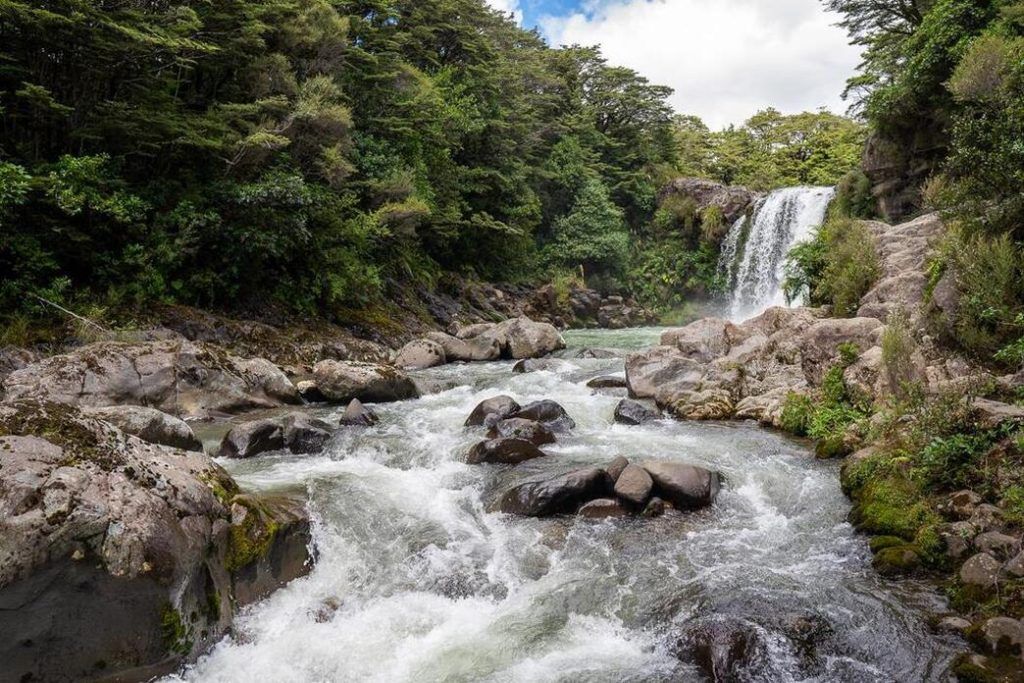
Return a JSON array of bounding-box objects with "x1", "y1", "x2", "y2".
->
[{"x1": 718, "y1": 186, "x2": 835, "y2": 321}]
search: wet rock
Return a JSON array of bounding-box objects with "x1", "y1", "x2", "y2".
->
[
  {"x1": 425, "y1": 331, "x2": 502, "y2": 362},
  {"x1": 498, "y1": 468, "x2": 610, "y2": 517},
  {"x1": 606, "y1": 456, "x2": 629, "y2": 483},
  {"x1": 229, "y1": 494, "x2": 314, "y2": 606},
  {"x1": 82, "y1": 405, "x2": 202, "y2": 452},
  {"x1": 495, "y1": 316, "x2": 566, "y2": 359},
  {"x1": 296, "y1": 380, "x2": 326, "y2": 403},
  {"x1": 974, "y1": 531, "x2": 1022, "y2": 561},
  {"x1": 872, "y1": 545, "x2": 921, "y2": 577},
  {"x1": 510, "y1": 400, "x2": 576, "y2": 433},
  {"x1": 312, "y1": 360, "x2": 418, "y2": 404},
  {"x1": 658, "y1": 177, "x2": 760, "y2": 226},
  {"x1": 578, "y1": 498, "x2": 631, "y2": 519},
  {"x1": 614, "y1": 464, "x2": 653, "y2": 507},
  {"x1": 614, "y1": 399, "x2": 659, "y2": 425},
  {"x1": 960, "y1": 552, "x2": 1002, "y2": 592},
  {"x1": 642, "y1": 497, "x2": 666, "y2": 518},
  {"x1": 677, "y1": 618, "x2": 767, "y2": 682},
  {"x1": 486, "y1": 418, "x2": 556, "y2": 446},
  {"x1": 2, "y1": 339, "x2": 300, "y2": 417},
  {"x1": 586, "y1": 375, "x2": 628, "y2": 389},
  {"x1": 975, "y1": 617, "x2": 1024, "y2": 658},
  {"x1": 219, "y1": 419, "x2": 285, "y2": 458},
  {"x1": 512, "y1": 358, "x2": 573, "y2": 374},
  {"x1": 465, "y1": 395, "x2": 521, "y2": 427},
  {"x1": 641, "y1": 461, "x2": 721, "y2": 510},
  {"x1": 467, "y1": 438, "x2": 547, "y2": 465},
  {"x1": 339, "y1": 398, "x2": 379, "y2": 426},
  {"x1": 394, "y1": 339, "x2": 446, "y2": 370},
  {"x1": 281, "y1": 413, "x2": 333, "y2": 454}
]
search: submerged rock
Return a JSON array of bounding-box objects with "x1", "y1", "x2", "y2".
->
[
  {"x1": 486, "y1": 417, "x2": 556, "y2": 446},
  {"x1": 586, "y1": 375, "x2": 628, "y2": 389},
  {"x1": 465, "y1": 395, "x2": 521, "y2": 427},
  {"x1": 467, "y1": 438, "x2": 547, "y2": 465},
  {"x1": 614, "y1": 399, "x2": 659, "y2": 425},
  {"x1": 312, "y1": 360, "x2": 418, "y2": 403},
  {"x1": 512, "y1": 358, "x2": 573, "y2": 374},
  {"x1": 578, "y1": 498, "x2": 631, "y2": 519},
  {"x1": 339, "y1": 398, "x2": 379, "y2": 426},
  {"x1": 498, "y1": 468, "x2": 610, "y2": 517},
  {"x1": 676, "y1": 618, "x2": 769, "y2": 682}
]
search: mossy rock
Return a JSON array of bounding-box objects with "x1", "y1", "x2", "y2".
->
[
  {"x1": 868, "y1": 535, "x2": 906, "y2": 553},
  {"x1": 815, "y1": 434, "x2": 850, "y2": 459},
  {"x1": 849, "y1": 471, "x2": 941, "y2": 541},
  {"x1": 226, "y1": 496, "x2": 281, "y2": 573},
  {"x1": 872, "y1": 545, "x2": 922, "y2": 577},
  {"x1": 951, "y1": 652, "x2": 1024, "y2": 683}
]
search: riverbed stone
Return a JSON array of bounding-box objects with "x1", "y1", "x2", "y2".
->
[
  {"x1": 578, "y1": 498, "x2": 631, "y2": 519},
  {"x1": 512, "y1": 358, "x2": 573, "y2": 374},
  {"x1": 498, "y1": 468, "x2": 610, "y2": 517},
  {"x1": 641, "y1": 461, "x2": 721, "y2": 510},
  {"x1": 943, "y1": 490, "x2": 983, "y2": 521},
  {"x1": 486, "y1": 417, "x2": 556, "y2": 446},
  {"x1": 425, "y1": 331, "x2": 502, "y2": 362},
  {"x1": 281, "y1": 413, "x2": 333, "y2": 454},
  {"x1": 510, "y1": 400, "x2": 576, "y2": 433},
  {"x1": 465, "y1": 395, "x2": 521, "y2": 427},
  {"x1": 960, "y1": 552, "x2": 1003, "y2": 592},
  {"x1": 467, "y1": 438, "x2": 547, "y2": 465},
  {"x1": 219, "y1": 418, "x2": 285, "y2": 458},
  {"x1": 872, "y1": 545, "x2": 921, "y2": 577},
  {"x1": 494, "y1": 316, "x2": 566, "y2": 359},
  {"x1": 339, "y1": 398, "x2": 379, "y2": 426},
  {"x1": 82, "y1": 405, "x2": 203, "y2": 452},
  {"x1": 974, "y1": 531, "x2": 1022, "y2": 561},
  {"x1": 614, "y1": 399, "x2": 659, "y2": 425},
  {"x1": 312, "y1": 360, "x2": 418, "y2": 404},
  {"x1": 940, "y1": 522, "x2": 978, "y2": 561},
  {"x1": 606, "y1": 456, "x2": 629, "y2": 483},
  {"x1": 935, "y1": 616, "x2": 973, "y2": 635},
  {"x1": 1005, "y1": 549, "x2": 1024, "y2": 578},
  {"x1": 677, "y1": 618, "x2": 767, "y2": 682},
  {"x1": 970, "y1": 504, "x2": 1004, "y2": 532},
  {"x1": 614, "y1": 464, "x2": 654, "y2": 507},
  {"x1": 642, "y1": 497, "x2": 667, "y2": 518},
  {"x1": 586, "y1": 375, "x2": 628, "y2": 389},
  {"x1": 976, "y1": 617, "x2": 1024, "y2": 658},
  {"x1": 394, "y1": 339, "x2": 447, "y2": 370},
  {"x1": 296, "y1": 380, "x2": 326, "y2": 403}
]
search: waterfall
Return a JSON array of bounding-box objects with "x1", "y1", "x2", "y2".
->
[{"x1": 717, "y1": 186, "x2": 835, "y2": 321}]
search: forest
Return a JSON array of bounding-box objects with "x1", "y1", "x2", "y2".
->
[{"x1": 0, "y1": 0, "x2": 864, "y2": 340}]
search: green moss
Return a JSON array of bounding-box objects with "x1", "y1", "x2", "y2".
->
[
  {"x1": 226, "y1": 497, "x2": 280, "y2": 573},
  {"x1": 160, "y1": 604, "x2": 192, "y2": 656},
  {"x1": 815, "y1": 433, "x2": 850, "y2": 459},
  {"x1": 868, "y1": 535, "x2": 905, "y2": 553},
  {"x1": 951, "y1": 652, "x2": 1024, "y2": 683},
  {"x1": 0, "y1": 401, "x2": 119, "y2": 469},
  {"x1": 850, "y1": 472, "x2": 941, "y2": 541},
  {"x1": 199, "y1": 471, "x2": 240, "y2": 507},
  {"x1": 872, "y1": 545, "x2": 921, "y2": 576},
  {"x1": 779, "y1": 392, "x2": 814, "y2": 436}
]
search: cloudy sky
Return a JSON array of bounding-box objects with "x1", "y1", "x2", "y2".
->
[{"x1": 486, "y1": 0, "x2": 862, "y2": 129}]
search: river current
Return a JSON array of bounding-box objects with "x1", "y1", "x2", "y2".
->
[{"x1": 173, "y1": 328, "x2": 960, "y2": 682}]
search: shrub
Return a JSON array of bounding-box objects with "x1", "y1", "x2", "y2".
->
[
  {"x1": 780, "y1": 392, "x2": 814, "y2": 436},
  {"x1": 783, "y1": 217, "x2": 880, "y2": 316},
  {"x1": 881, "y1": 308, "x2": 918, "y2": 399},
  {"x1": 831, "y1": 169, "x2": 877, "y2": 219}
]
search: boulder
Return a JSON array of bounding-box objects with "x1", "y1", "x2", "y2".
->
[
  {"x1": 486, "y1": 418, "x2": 556, "y2": 446},
  {"x1": 614, "y1": 464, "x2": 654, "y2": 507},
  {"x1": 0, "y1": 400, "x2": 312, "y2": 682},
  {"x1": 495, "y1": 317, "x2": 566, "y2": 359},
  {"x1": 498, "y1": 468, "x2": 610, "y2": 517},
  {"x1": 1005, "y1": 550, "x2": 1024, "y2": 578},
  {"x1": 0, "y1": 345, "x2": 38, "y2": 380},
  {"x1": 339, "y1": 398, "x2": 379, "y2": 426},
  {"x1": 227, "y1": 494, "x2": 313, "y2": 606},
  {"x1": 466, "y1": 438, "x2": 547, "y2": 465},
  {"x1": 425, "y1": 331, "x2": 502, "y2": 362},
  {"x1": 512, "y1": 358, "x2": 574, "y2": 374},
  {"x1": 578, "y1": 498, "x2": 631, "y2": 519},
  {"x1": 642, "y1": 497, "x2": 667, "y2": 518},
  {"x1": 625, "y1": 346, "x2": 704, "y2": 402},
  {"x1": 973, "y1": 398, "x2": 1024, "y2": 430},
  {"x1": 942, "y1": 489, "x2": 982, "y2": 521},
  {"x1": 455, "y1": 323, "x2": 496, "y2": 340},
  {"x1": 82, "y1": 405, "x2": 202, "y2": 452},
  {"x1": 219, "y1": 418, "x2": 285, "y2": 458},
  {"x1": 960, "y1": 552, "x2": 1002, "y2": 592},
  {"x1": 394, "y1": 339, "x2": 447, "y2": 370},
  {"x1": 658, "y1": 177, "x2": 760, "y2": 225},
  {"x1": 606, "y1": 456, "x2": 629, "y2": 483},
  {"x1": 641, "y1": 461, "x2": 721, "y2": 510},
  {"x1": 614, "y1": 399, "x2": 659, "y2": 426},
  {"x1": 586, "y1": 375, "x2": 628, "y2": 389},
  {"x1": 976, "y1": 617, "x2": 1024, "y2": 658},
  {"x1": 676, "y1": 618, "x2": 768, "y2": 682},
  {"x1": 296, "y1": 380, "x2": 326, "y2": 403},
  {"x1": 939, "y1": 521, "x2": 977, "y2": 561},
  {"x1": 935, "y1": 616, "x2": 973, "y2": 635},
  {"x1": 465, "y1": 395, "x2": 521, "y2": 427},
  {"x1": 510, "y1": 400, "x2": 576, "y2": 433},
  {"x1": 667, "y1": 389, "x2": 734, "y2": 421},
  {"x1": 974, "y1": 531, "x2": 1022, "y2": 561},
  {"x1": 661, "y1": 318, "x2": 737, "y2": 362},
  {"x1": 795, "y1": 317, "x2": 883, "y2": 385},
  {"x1": 312, "y1": 360, "x2": 418, "y2": 404},
  {"x1": 1, "y1": 339, "x2": 300, "y2": 418},
  {"x1": 281, "y1": 413, "x2": 333, "y2": 454}
]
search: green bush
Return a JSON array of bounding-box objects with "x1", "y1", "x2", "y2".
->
[
  {"x1": 780, "y1": 392, "x2": 814, "y2": 436},
  {"x1": 784, "y1": 217, "x2": 880, "y2": 316}
]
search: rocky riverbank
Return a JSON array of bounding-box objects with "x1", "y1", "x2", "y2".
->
[{"x1": 635, "y1": 211, "x2": 1024, "y2": 681}]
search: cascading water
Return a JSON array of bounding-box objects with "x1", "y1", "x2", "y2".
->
[
  {"x1": 168, "y1": 329, "x2": 959, "y2": 683},
  {"x1": 718, "y1": 186, "x2": 835, "y2": 321}
]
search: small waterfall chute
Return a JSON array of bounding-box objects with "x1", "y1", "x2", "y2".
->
[{"x1": 717, "y1": 186, "x2": 835, "y2": 321}]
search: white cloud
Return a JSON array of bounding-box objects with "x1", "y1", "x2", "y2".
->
[
  {"x1": 486, "y1": 0, "x2": 522, "y2": 18},
  {"x1": 541, "y1": 0, "x2": 862, "y2": 129}
]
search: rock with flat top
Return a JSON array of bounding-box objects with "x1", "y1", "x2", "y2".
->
[
  {"x1": 83, "y1": 405, "x2": 202, "y2": 452},
  {"x1": 312, "y1": 360, "x2": 418, "y2": 404},
  {"x1": 614, "y1": 464, "x2": 654, "y2": 506},
  {"x1": 641, "y1": 461, "x2": 721, "y2": 510},
  {"x1": 486, "y1": 418, "x2": 555, "y2": 446},
  {"x1": 498, "y1": 468, "x2": 610, "y2": 517}
]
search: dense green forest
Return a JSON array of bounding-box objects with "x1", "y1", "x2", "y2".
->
[{"x1": 0, "y1": 0, "x2": 869, "y2": 338}]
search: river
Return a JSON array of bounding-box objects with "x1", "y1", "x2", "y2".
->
[{"x1": 173, "y1": 328, "x2": 961, "y2": 682}]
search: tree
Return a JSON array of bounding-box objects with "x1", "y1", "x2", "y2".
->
[{"x1": 546, "y1": 179, "x2": 629, "y2": 277}]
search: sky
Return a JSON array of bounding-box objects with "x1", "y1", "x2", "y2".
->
[{"x1": 485, "y1": 0, "x2": 863, "y2": 130}]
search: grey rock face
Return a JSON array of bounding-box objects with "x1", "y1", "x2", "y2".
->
[
  {"x1": 614, "y1": 399, "x2": 659, "y2": 426},
  {"x1": 498, "y1": 468, "x2": 610, "y2": 517},
  {"x1": 486, "y1": 417, "x2": 556, "y2": 446},
  {"x1": 83, "y1": 405, "x2": 203, "y2": 451},
  {"x1": 466, "y1": 438, "x2": 547, "y2": 465},
  {"x1": 312, "y1": 360, "x2": 418, "y2": 403}
]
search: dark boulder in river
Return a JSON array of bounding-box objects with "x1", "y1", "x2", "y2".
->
[
  {"x1": 339, "y1": 397, "x2": 380, "y2": 426},
  {"x1": 641, "y1": 461, "x2": 721, "y2": 510},
  {"x1": 486, "y1": 417, "x2": 556, "y2": 446},
  {"x1": 510, "y1": 399, "x2": 576, "y2": 433},
  {"x1": 498, "y1": 467, "x2": 610, "y2": 517},
  {"x1": 614, "y1": 398, "x2": 659, "y2": 425},
  {"x1": 467, "y1": 438, "x2": 547, "y2": 465},
  {"x1": 465, "y1": 395, "x2": 521, "y2": 427}
]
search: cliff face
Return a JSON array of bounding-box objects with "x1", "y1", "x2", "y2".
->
[{"x1": 862, "y1": 128, "x2": 946, "y2": 223}]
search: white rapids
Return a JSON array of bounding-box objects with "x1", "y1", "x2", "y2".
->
[
  {"x1": 169, "y1": 328, "x2": 959, "y2": 683},
  {"x1": 718, "y1": 186, "x2": 835, "y2": 321}
]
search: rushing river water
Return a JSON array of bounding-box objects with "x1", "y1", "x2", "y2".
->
[{"x1": 173, "y1": 328, "x2": 961, "y2": 682}]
